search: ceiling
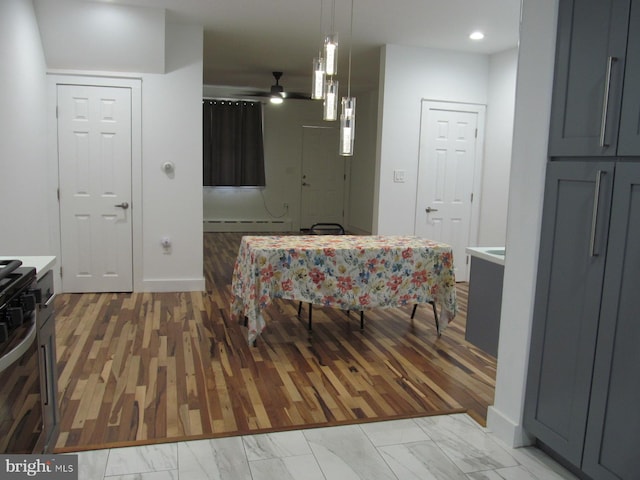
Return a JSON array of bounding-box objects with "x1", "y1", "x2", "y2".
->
[{"x1": 93, "y1": 0, "x2": 521, "y2": 95}]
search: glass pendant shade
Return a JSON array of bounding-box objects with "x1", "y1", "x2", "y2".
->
[
  {"x1": 311, "y1": 57, "x2": 325, "y2": 100},
  {"x1": 323, "y1": 79, "x2": 339, "y2": 121},
  {"x1": 339, "y1": 97, "x2": 356, "y2": 156},
  {"x1": 324, "y1": 33, "x2": 339, "y2": 76}
]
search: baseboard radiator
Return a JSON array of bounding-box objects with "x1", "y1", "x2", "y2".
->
[{"x1": 203, "y1": 219, "x2": 293, "y2": 232}]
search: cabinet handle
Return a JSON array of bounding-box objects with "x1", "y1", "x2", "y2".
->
[
  {"x1": 590, "y1": 170, "x2": 605, "y2": 257},
  {"x1": 41, "y1": 345, "x2": 49, "y2": 406},
  {"x1": 599, "y1": 57, "x2": 616, "y2": 148}
]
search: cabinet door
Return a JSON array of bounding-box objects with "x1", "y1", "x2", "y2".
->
[
  {"x1": 548, "y1": 0, "x2": 629, "y2": 157},
  {"x1": 37, "y1": 305, "x2": 59, "y2": 453},
  {"x1": 524, "y1": 161, "x2": 614, "y2": 467},
  {"x1": 583, "y1": 163, "x2": 640, "y2": 479},
  {"x1": 619, "y1": 1, "x2": 640, "y2": 155}
]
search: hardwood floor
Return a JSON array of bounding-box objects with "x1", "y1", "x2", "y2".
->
[{"x1": 53, "y1": 232, "x2": 496, "y2": 452}]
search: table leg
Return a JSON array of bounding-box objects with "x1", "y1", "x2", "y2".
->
[
  {"x1": 429, "y1": 301, "x2": 441, "y2": 336},
  {"x1": 410, "y1": 303, "x2": 440, "y2": 336}
]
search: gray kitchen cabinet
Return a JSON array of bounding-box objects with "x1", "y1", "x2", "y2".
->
[
  {"x1": 465, "y1": 256, "x2": 503, "y2": 358},
  {"x1": 35, "y1": 270, "x2": 59, "y2": 453},
  {"x1": 582, "y1": 163, "x2": 640, "y2": 479},
  {"x1": 524, "y1": 161, "x2": 613, "y2": 467},
  {"x1": 525, "y1": 161, "x2": 640, "y2": 479},
  {"x1": 548, "y1": 0, "x2": 631, "y2": 157},
  {"x1": 619, "y1": 1, "x2": 640, "y2": 154}
]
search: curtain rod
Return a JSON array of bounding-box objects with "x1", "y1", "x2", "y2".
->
[{"x1": 203, "y1": 96, "x2": 265, "y2": 103}]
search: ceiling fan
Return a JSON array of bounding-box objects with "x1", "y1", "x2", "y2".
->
[{"x1": 245, "y1": 72, "x2": 311, "y2": 102}]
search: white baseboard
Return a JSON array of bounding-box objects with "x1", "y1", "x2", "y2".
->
[
  {"x1": 486, "y1": 406, "x2": 535, "y2": 448},
  {"x1": 139, "y1": 277, "x2": 205, "y2": 292},
  {"x1": 203, "y1": 219, "x2": 293, "y2": 232},
  {"x1": 346, "y1": 225, "x2": 372, "y2": 235}
]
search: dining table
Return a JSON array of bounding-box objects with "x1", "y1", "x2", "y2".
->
[{"x1": 230, "y1": 235, "x2": 457, "y2": 344}]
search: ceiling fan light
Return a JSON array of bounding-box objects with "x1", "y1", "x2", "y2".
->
[
  {"x1": 324, "y1": 33, "x2": 338, "y2": 76},
  {"x1": 270, "y1": 93, "x2": 283, "y2": 104},
  {"x1": 311, "y1": 56, "x2": 325, "y2": 100},
  {"x1": 269, "y1": 72, "x2": 284, "y2": 104}
]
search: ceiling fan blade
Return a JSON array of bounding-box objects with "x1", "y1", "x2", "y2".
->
[
  {"x1": 283, "y1": 91, "x2": 312, "y2": 100},
  {"x1": 226, "y1": 72, "x2": 312, "y2": 101}
]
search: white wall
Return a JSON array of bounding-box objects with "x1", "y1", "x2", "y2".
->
[
  {"x1": 4, "y1": 0, "x2": 205, "y2": 292},
  {"x1": 375, "y1": 44, "x2": 490, "y2": 235},
  {"x1": 347, "y1": 90, "x2": 378, "y2": 234},
  {"x1": 0, "y1": 0, "x2": 50, "y2": 254},
  {"x1": 34, "y1": 0, "x2": 165, "y2": 73},
  {"x1": 201, "y1": 94, "x2": 324, "y2": 231},
  {"x1": 478, "y1": 48, "x2": 518, "y2": 246},
  {"x1": 487, "y1": 0, "x2": 558, "y2": 447},
  {"x1": 140, "y1": 22, "x2": 204, "y2": 291},
  {"x1": 201, "y1": 88, "x2": 378, "y2": 234}
]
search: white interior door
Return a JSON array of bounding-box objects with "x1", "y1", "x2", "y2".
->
[
  {"x1": 414, "y1": 101, "x2": 484, "y2": 282},
  {"x1": 58, "y1": 85, "x2": 133, "y2": 292},
  {"x1": 300, "y1": 126, "x2": 345, "y2": 229}
]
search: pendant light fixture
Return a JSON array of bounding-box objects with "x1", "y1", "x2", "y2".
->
[
  {"x1": 322, "y1": 0, "x2": 338, "y2": 119},
  {"x1": 311, "y1": 57, "x2": 325, "y2": 100},
  {"x1": 323, "y1": 78, "x2": 339, "y2": 121},
  {"x1": 339, "y1": 0, "x2": 356, "y2": 156},
  {"x1": 324, "y1": 0, "x2": 338, "y2": 76},
  {"x1": 339, "y1": 97, "x2": 355, "y2": 155},
  {"x1": 311, "y1": 0, "x2": 325, "y2": 99}
]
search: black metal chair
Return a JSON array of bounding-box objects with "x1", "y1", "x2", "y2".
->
[
  {"x1": 298, "y1": 223, "x2": 363, "y2": 331},
  {"x1": 309, "y1": 223, "x2": 345, "y2": 235}
]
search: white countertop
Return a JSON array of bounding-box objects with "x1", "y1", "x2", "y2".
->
[
  {"x1": 466, "y1": 247, "x2": 505, "y2": 266},
  {"x1": 0, "y1": 256, "x2": 56, "y2": 279}
]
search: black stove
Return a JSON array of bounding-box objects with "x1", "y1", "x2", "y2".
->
[{"x1": 0, "y1": 260, "x2": 37, "y2": 345}]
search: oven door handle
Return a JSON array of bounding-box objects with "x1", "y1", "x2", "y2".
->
[{"x1": 0, "y1": 321, "x2": 37, "y2": 374}]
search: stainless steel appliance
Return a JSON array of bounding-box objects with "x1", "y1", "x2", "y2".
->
[{"x1": 0, "y1": 260, "x2": 58, "y2": 453}]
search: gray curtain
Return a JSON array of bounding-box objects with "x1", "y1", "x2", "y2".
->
[{"x1": 203, "y1": 100, "x2": 266, "y2": 186}]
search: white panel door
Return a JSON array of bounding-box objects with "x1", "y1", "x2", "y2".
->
[
  {"x1": 415, "y1": 102, "x2": 483, "y2": 282},
  {"x1": 58, "y1": 85, "x2": 133, "y2": 292},
  {"x1": 300, "y1": 126, "x2": 345, "y2": 229}
]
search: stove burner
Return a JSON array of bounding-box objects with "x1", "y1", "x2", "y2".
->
[{"x1": 0, "y1": 260, "x2": 37, "y2": 345}]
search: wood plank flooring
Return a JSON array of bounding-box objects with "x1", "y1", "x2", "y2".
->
[{"x1": 53, "y1": 232, "x2": 496, "y2": 452}]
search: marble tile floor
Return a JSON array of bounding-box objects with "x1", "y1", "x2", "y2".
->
[{"x1": 73, "y1": 413, "x2": 579, "y2": 480}]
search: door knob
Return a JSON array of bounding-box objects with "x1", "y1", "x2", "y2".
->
[
  {"x1": 425, "y1": 207, "x2": 438, "y2": 213},
  {"x1": 302, "y1": 182, "x2": 311, "y2": 186},
  {"x1": 115, "y1": 202, "x2": 130, "y2": 209}
]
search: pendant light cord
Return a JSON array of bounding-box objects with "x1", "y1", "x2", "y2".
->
[
  {"x1": 347, "y1": 0, "x2": 354, "y2": 97},
  {"x1": 319, "y1": 0, "x2": 324, "y2": 51},
  {"x1": 331, "y1": 0, "x2": 336, "y2": 34}
]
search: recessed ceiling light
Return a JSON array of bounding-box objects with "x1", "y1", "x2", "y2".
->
[{"x1": 469, "y1": 31, "x2": 485, "y2": 40}]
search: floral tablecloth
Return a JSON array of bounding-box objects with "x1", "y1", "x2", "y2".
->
[{"x1": 230, "y1": 235, "x2": 457, "y2": 344}]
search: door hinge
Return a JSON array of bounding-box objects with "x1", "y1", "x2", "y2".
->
[
  {"x1": 475, "y1": 128, "x2": 478, "y2": 138},
  {"x1": 57, "y1": 188, "x2": 60, "y2": 201},
  {"x1": 59, "y1": 266, "x2": 63, "y2": 278},
  {"x1": 56, "y1": 106, "x2": 59, "y2": 119},
  {"x1": 470, "y1": 193, "x2": 474, "y2": 203}
]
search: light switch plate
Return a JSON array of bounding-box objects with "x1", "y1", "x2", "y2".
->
[{"x1": 393, "y1": 169, "x2": 406, "y2": 183}]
